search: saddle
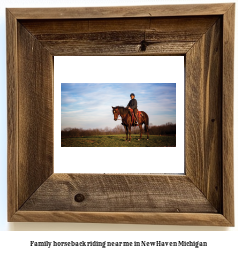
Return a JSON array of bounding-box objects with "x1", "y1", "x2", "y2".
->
[{"x1": 129, "y1": 108, "x2": 142, "y2": 125}]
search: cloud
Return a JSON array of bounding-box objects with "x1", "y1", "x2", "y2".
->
[{"x1": 61, "y1": 97, "x2": 77, "y2": 104}]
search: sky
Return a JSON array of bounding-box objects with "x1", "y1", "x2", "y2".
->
[{"x1": 61, "y1": 83, "x2": 176, "y2": 130}]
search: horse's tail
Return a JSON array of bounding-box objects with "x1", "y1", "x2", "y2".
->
[
  {"x1": 144, "y1": 112, "x2": 149, "y2": 139},
  {"x1": 141, "y1": 111, "x2": 149, "y2": 133}
]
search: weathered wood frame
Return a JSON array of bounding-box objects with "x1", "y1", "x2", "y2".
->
[{"x1": 7, "y1": 4, "x2": 234, "y2": 226}]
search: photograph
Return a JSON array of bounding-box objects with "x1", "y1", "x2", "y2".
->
[{"x1": 61, "y1": 83, "x2": 176, "y2": 147}]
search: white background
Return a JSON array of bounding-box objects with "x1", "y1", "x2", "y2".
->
[
  {"x1": 0, "y1": 0, "x2": 237, "y2": 253},
  {"x1": 54, "y1": 56, "x2": 184, "y2": 174}
]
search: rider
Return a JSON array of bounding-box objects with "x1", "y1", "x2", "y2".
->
[{"x1": 126, "y1": 93, "x2": 139, "y2": 125}]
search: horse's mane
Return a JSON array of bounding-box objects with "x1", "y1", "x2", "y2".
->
[{"x1": 113, "y1": 106, "x2": 129, "y2": 115}]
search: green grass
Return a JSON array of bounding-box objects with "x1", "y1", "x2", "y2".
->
[{"x1": 61, "y1": 134, "x2": 176, "y2": 147}]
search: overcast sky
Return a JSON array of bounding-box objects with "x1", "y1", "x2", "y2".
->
[{"x1": 61, "y1": 83, "x2": 176, "y2": 130}]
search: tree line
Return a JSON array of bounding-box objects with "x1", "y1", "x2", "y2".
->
[
  {"x1": 61, "y1": 122, "x2": 176, "y2": 138},
  {"x1": 149, "y1": 122, "x2": 176, "y2": 135}
]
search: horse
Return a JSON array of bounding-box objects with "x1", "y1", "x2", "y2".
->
[{"x1": 112, "y1": 106, "x2": 149, "y2": 142}]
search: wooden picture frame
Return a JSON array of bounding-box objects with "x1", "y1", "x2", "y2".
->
[{"x1": 7, "y1": 3, "x2": 234, "y2": 226}]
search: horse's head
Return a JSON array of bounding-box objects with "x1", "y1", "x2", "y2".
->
[{"x1": 112, "y1": 106, "x2": 120, "y2": 121}]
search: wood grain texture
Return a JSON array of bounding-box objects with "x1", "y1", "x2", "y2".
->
[
  {"x1": 19, "y1": 17, "x2": 218, "y2": 56},
  {"x1": 8, "y1": 4, "x2": 233, "y2": 19},
  {"x1": 20, "y1": 174, "x2": 217, "y2": 213},
  {"x1": 6, "y1": 5, "x2": 234, "y2": 225},
  {"x1": 11, "y1": 211, "x2": 232, "y2": 226},
  {"x1": 222, "y1": 4, "x2": 235, "y2": 226},
  {"x1": 20, "y1": 16, "x2": 218, "y2": 34},
  {"x1": 7, "y1": 9, "x2": 18, "y2": 221},
  {"x1": 186, "y1": 18, "x2": 222, "y2": 212},
  {"x1": 18, "y1": 23, "x2": 54, "y2": 208},
  {"x1": 38, "y1": 41, "x2": 193, "y2": 56}
]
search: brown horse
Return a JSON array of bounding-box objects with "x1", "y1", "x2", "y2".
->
[{"x1": 112, "y1": 106, "x2": 149, "y2": 142}]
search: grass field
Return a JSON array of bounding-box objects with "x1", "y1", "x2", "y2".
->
[{"x1": 61, "y1": 134, "x2": 176, "y2": 147}]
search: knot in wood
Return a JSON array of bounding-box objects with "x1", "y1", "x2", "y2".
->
[
  {"x1": 140, "y1": 40, "x2": 148, "y2": 51},
  {"x1": 74, "y1": 193, "x2": 85, "y2": 202}
]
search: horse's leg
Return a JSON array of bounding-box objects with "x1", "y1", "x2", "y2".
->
[
  {"x1": 144, "y1": 123, "x2": 149, "y2": 140},
  {"x1": 147, "y1": 124, "x2": 149, "y2": 140},
  {"x1": 128, "y1": 125, "x2": 131, "y2": 142},
  {"x1": 138, "y1": 124, "x2": 143, "y2": 140},
  {"x1": 124, "y1": 125, "x2": 128, "y2": 141}
]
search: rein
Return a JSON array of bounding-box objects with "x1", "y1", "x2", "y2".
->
[
  {"x1": 116, "y1": 108, "x2": 123, "y2": 120},
  {"x1": 114, "y1": 107, "x2": 131, "y2": 121}
]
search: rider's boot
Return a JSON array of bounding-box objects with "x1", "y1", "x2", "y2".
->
[{"x1": 134, "y1": 114, "x2": 139, "y2": 126}]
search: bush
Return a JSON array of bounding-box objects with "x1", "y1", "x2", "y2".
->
[{"x1": 149, "y1": 122, "x2": 176, "y2": 135}]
